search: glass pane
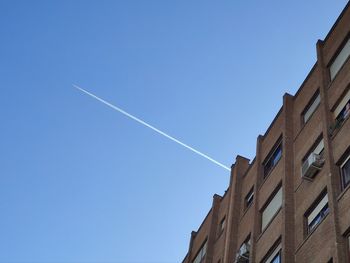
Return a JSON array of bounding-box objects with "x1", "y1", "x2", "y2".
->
[{"x1": 271, "y1": 252, "x2": 281, "y2": 263}]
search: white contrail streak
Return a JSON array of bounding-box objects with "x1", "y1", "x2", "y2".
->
[{"x1": 73, "y1": 84, "x2": 231, "y2": 171}]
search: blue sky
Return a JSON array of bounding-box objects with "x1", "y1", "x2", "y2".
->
[{"x1": 0, "y1": 1, "x2": 348, "y2": 262}]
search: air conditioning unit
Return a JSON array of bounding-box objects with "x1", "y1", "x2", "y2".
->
[
  {"x1": 235, "y1": 243, "x2": 250, "y2": 263},
  {"x1": 302, "y1": 153, "x2": 324, "y2": 179}
]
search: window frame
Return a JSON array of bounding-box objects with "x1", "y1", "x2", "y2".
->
[
  {"x1": 261, "y1": 185, "x2": 282, "y2": 231},
  {"x1": 305, "y1": 190, "x2": 329, "y2": 235},
  {"x1": 192, "y1": 239, "x2": 207, "y2": 263},
  {"x1": 301, "y1": 90, "x2": 321, "y2": 124},
  {"x1": 261, "y1": 240, "x2": 281, "y2": 263},
  {"x1": 340, "y1": 154, "x2": 350, "y2": 190},
  {"x1": 263, "y1": 137, "x2": 283, "y2": 178},
  {"x1": 329, "y1": 34, "x2": 350, "y2": 81},
  {"x1": 245, "y1": 187, "x2": 254, "y2": 210},
  {"x1": 219, "y1": 216, "x2": 226, "y2": 234}
]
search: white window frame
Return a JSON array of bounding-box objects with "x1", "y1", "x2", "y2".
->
[
  {"x1": 261, "y1": 186, "x2": 282, "y2": 230},
  {"x1": 330, "y1": 37, "x2": 350, "y2": 80}
]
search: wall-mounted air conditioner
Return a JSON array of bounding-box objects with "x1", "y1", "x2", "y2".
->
[
  {"x1": 235, "y1": 243, "x2": 250, "y2": 263},
  {"x1": 302, "y1": 153, "x2": 324, "y2": 179}
]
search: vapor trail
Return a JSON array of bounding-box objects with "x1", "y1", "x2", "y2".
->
[{"x1": 73, "y1": 84, "x2": 231, "y2": 171}]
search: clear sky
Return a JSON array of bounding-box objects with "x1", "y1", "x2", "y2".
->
[{"x1": 0, "y1": 1, "x2": 348, "y2": 262}]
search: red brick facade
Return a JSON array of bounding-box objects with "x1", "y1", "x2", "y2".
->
[{"x1": 183, "y1": 2, "x2": 350, "y2": 263}]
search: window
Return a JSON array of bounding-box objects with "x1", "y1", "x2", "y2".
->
[
  {"x1": 330, "y1": 37, "x2": 350, "y2": 80},
  {"x1": 219, "y1": 217, "x2": 226, "y2": 233},
  {"x1": 263, "y1": 243, "x2": 281, "y2": 263},
  {"x1": 245, "y1": 188, "x2": 254, "y2": 209},
  {"x1": 302, "y1": 91, "x2": 321, "y2": 123},
  {"x1": 306, "y1": 192, "x2": 329, "y2": 233},
  {"x1": 334, "y1": 88, "x2": 350, "y2": 128},
  {"x1": 261, "y1": 186, "x2": 282, "y2": 230},
  {"x1": 263, "y1": 140, "x2": 283, "y2": 177},
  {"x1": 193, "y1": 240, "x2": 207, "y2": 263},
  {"x1": 340, "y1": 154, "x2": 350, "y2": 190},
  {"x1": 235, "y1": 235, "x2": 251, "y2": 263}
]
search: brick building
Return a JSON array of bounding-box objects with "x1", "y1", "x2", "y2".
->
[{"x1": 182, "y1": 2, "x2": 350, "y2": 263}]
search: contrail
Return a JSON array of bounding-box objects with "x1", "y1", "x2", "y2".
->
[{"x1": 73, "y1": 84, "x2": 231, "y2": 171}]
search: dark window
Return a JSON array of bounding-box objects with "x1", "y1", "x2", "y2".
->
[
  {"x1": 245, "y1": 188, "x2": 254, "y2": 209},
  {"x1": 341, "y1": 155, "x2": 350, "y2": 190},
  {"x1": 306, "y1": 192, "x2": 329, "y2": 233},
  {"x1": 263, "y1": 140, "x2": 282, "y2": 178}
]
